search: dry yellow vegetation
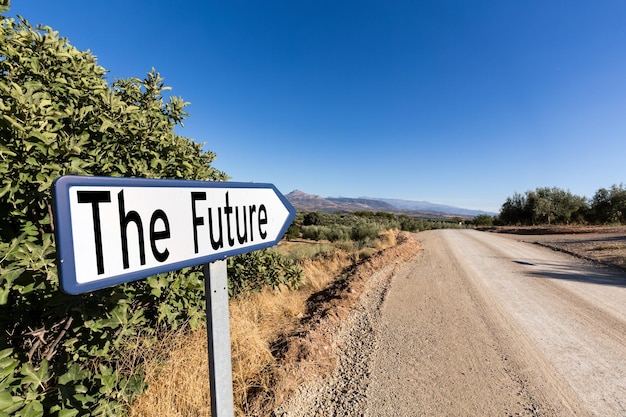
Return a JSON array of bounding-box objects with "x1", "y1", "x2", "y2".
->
[{"x1": 129, "y1": 230, "x2": 400, "y2": 417}]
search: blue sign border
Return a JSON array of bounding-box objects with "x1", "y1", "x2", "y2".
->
[{"x1": 53, "y1": 176, "x2": 296, "y2": 295}]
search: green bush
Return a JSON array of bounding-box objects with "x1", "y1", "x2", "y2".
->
[
  {"x1": 350, "y1": 223, "x2": 381, "y2": 241},
  {"x1": 284, "y1": 223, "x2": 301, "y2": 240},
  {"x1": 0, "y1": 12, "x2": 233, "y2": 415},
  {"x1": 471, "y1": 214, "x2": 494, "y2": 227},
  {"x1": 325, "y1": 226, "x2": 351, "y2": 242},
  {"x1": 228, "y1": 250, "x2": 303, "y2": 297},
  {"x1": 0, "y1": 12, "x2": 302, "y2": 414},
  {"x1": 296, "y1": 211, "x2": 468, "y2": 241},
  {"x1": 334, "y1": 240, "x2": 358, "y2": 252},
  {"x1": 301, "y1": 225, "x2": 327, "y2": 241}
]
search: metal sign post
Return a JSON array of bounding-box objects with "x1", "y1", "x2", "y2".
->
[{"x1": 204, "y1": 260, "x2": 234, "y2": 417}]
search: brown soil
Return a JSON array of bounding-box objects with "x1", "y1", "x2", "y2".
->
[
  {"x1": 483, "y1": 225, "x2": 626, "y2": 235},
  {"x1": 489, "y1": 225, "x2": 626, "y2": 270}
]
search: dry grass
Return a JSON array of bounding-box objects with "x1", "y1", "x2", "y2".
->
[
  {"x1": 376, "y1": 229, "x2": 397, "y2": 249},
  {"x1": 127, "y1": 328, "x2": 212, "y2": 417},
  {"x1": 128, "y1": 230, "x2": 403, "y2": 417}
]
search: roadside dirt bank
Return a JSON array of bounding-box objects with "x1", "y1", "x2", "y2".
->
[{"x1": 245, "y1": 232, "x2": 421, "y2": 415}]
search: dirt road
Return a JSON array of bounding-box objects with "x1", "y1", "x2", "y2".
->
[{"x1": 276, "y1": 229, "x2": 626, "y2": 416}]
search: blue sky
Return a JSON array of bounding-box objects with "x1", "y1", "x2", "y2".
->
[{"x1": 8, "y1": 1, "x2": 626, "y2": 212}]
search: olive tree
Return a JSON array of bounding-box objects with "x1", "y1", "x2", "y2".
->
[
  {"x1": 590, "y1": 184, "x2": 626, "y2": 224},
  {"x1": 499, "y1": 188, "x2": 588, "y2": 226}
]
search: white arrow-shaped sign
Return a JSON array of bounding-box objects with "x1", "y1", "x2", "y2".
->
[{"x1": 53, "y1": 176, "x2": 296, "y2": 294}]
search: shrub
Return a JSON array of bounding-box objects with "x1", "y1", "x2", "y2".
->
[
  {"x1": 228, "y1": 250, "x2": 303, "y2": 297},
  {"x1": 301, "y1": 225, "x2": 328, "y2": 241},
  {"x1": 0, "y1": 12, "x2": 230, "y2": 415},
  {"x1": 472, "y1": 214, "x2": 493, "y2": 227},
  {"x1": 325, "y1": 226, "x2": 351, "y2": 242},
  {"x1": 284, "y1": 224, "x2": 301, "y2": 240},
  {"x1": 358, "y1": 248, "x2": 375, "y2": 260},
  {"x1": 350, "y1": 223, "x2": 381, "y2": 241}
]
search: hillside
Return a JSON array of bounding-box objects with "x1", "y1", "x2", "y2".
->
[
  {"x1": 370, "y1": 197, "x2": 494, "y2": 217},
  {"x1": 285, "y1": 190, "x2": 494, "y2": 218}
]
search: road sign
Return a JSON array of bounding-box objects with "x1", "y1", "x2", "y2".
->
[{"x1": 53, "y1": 175, "x2": 296, "y2": 295}]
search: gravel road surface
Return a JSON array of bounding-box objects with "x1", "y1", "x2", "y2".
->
[{"x1": 276, "y1": 229, "x2": 626, "y2": 416}]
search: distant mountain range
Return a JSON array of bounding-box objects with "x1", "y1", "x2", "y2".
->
[{"x1": 285, "y1": 190, "x2": 495, "y2": 218}]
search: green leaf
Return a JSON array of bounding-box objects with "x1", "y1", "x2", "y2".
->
[
  {"x1": 2, "y1": 115, "x2": 25, "y2": 132},
  {"x1": 0, "y1": 396, "x2": 23, "y2": 415},
  {"x1": 0, "y1": 350, "x2": 13, "y2": 361},
  {"x1": 57, "y1": 408, "x2": 79, "y2": 417},
  {"x1": 124, "y1": 373, "x2": 147, "y2": 395},
  {"x1": 0, "y1": 267, "x2": 26, "y2": 284},
  {"x1": 71, "y1": 393, "x2": 95, "y2": 406},
  {"x1": 96, "y1": 371, "x2": 117, "y2": 395},
  {"x1": 0, "y1": 391, "x2": 21, "y2": 412},
  {"x1": 0, "y1": 288, "x2": 9, "y2": 306},
  {"x1": 0, "y1": 145, "x2": 17, "y2": 158},
  {"x1": 0, "y1": 184, "x2": 11, "y2": 201},
  {"x1": 73, "y1": 385, "x2": 88, "y2": 395},
  {"x1": 58, "y1": 364, "x2": 89, "y2": 385},
  {"x1": 20, "y1": 361, "x2": 49, "y2": 389},
  {"x1": 0, "y1": 370, "x2": 19, "y2": 390},
  {"x1": 0, "y1": 352, "x2": 19, "y2": 383},
  {"x1": 20, "y1": 400, "x2": 43, "y2": 417}
]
